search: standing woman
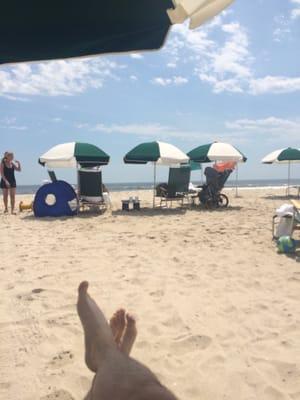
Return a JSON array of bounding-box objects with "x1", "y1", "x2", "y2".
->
[{"x1": 0, "y1": 152, "x2": 21, "y2": 214}]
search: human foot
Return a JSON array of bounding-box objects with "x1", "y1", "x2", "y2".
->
[
  {"x1": 120, "y1": 313, "x2": 137, "y2": 356},
  {"x1": 77, "y1": 281, "x2": 115, "y2": 373},
  {"x1": 110, "y1": 309, "x2": 126, "y2": 347}
]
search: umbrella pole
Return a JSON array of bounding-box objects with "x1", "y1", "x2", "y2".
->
[
  {"x1": 153, "y1": 162, "x2": 157, "y2": 208},
  {"x1": 287, "y1": 161, "x2": 291, "y2": 197},
  {"x1": 235, "y1": 164, "x2": 239, "y2": 197}
]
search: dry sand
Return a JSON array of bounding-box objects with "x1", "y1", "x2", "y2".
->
[{"x1": 0, "y1": 188, "x2": 299, "y2": 400}]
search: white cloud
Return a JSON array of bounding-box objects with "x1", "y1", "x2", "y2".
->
[
  {"x1": 130, "y1": 75, "x2": 138, "y2": 81},
  {"x1": 0, "y1": 117, "x2": 28, "y2": 131},
  {"x1": 130, "y1": 53, "x2": 143, "y2": 59},
  {"x1": 152, "y1": 76, "x2": 188, "y2": 86},
  {"x1": 166, "y1": 13, "x2": 300, "y2": 95},
  {"x1": 249, "y1": 76, "x2": 300, "y2": 95},
  {"x1": 52, "y1": 117, "x2": 62, "y2": 122},
  {"x1": 169, "y1": 19, "x2": 253, "y2": 93},
  {"x1": 81, "y1": 122, "x2": 210, "y2": 140},
  {"x1": 226, "y1": 117, "x2": 300, "y2": 140},
  {"x1": 166, "y1": 62, "x2": 177, "y2": 68},
  {"x1": 273, "y1": 15, "x2": 291, "y2": 42},
  {"x1": 0, "y1": 58, "x2": 120, "y2": 98},
  {"x1": 291, "y1": 0, "x2": 300, "y2": 19}
]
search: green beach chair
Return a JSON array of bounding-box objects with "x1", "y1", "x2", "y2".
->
[
  {"x1": 78, "y1": 168, "x2": 107, "y2": 211},
  {"x1": 156, "y1": 167, "x2": 191, "y2": 207}
]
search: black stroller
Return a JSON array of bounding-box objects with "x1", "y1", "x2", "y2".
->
[{"x1": 198, "y1": 166, "x2": 233, "y2": 208}]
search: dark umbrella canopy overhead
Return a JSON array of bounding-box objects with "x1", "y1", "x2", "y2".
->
[
  {"x1": 1, "y1": 0, "x2": 174, "y2": 65},
  {"x1": 0, "y1": 0, "x2": 236, "y2": 65}
]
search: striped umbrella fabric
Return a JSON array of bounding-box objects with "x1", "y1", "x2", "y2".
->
[
  {"x1": 39, "y1": 142, "x2": 110, "y2": 168},
  {"x1": 188, "y1": 142, "x2": 247, "y2": 163},
  {"x1": 1, "y1": 0, "x2": 235, "y2": 64},
  {"x1": 124, "y1": 141, "x2": 189, "y2": 165},
  {"x1": 262, "y1": 147, "x2": 300, "y2": 196},
  {"x1": 262, "y1": 148, "x2": 300, "y2": 164}
]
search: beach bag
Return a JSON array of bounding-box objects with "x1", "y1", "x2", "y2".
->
[{"x1": 277, "y1": 236, "x2": 296, "y2": 254}]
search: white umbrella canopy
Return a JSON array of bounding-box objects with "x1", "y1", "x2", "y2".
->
[
  {"x1": 262, "y1": 148, "x2": 300, "y2": 164},
  {"x1": 187, "y1": 142, "x2": 247, "y2": 163},
  {"x1": 168, "y1": 0, "x2": 235, "y2": 29},
  {"x1": 39, "y1": 142, "x2": 110, "y2": 169},
  {"x1": 124, "y1": 141, "x2": 189, "y2": 165},
  {"x1": 262, "y1": 147, "x2": 300, "y2": 196}
]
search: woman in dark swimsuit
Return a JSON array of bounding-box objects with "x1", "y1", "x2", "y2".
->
[{"x1": 0, "y1": 151, "x2": 21, "y2": 214}]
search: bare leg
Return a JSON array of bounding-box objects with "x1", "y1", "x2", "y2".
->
[
  {"x1": 2, "y1": 189, "x2": 8, "y2": 212},
  {"x1": 10, "y1": 188, "x2": 16, "y2": 214},
  {"x1": 120, "y1": 313, "x2": 137, "y2": 356},
  {"x1": 109, "y1": 309, "x2": 126, "y2": 347},
  {"x1": 77, "y1": 281, "x2": 116, "y2": 373}
]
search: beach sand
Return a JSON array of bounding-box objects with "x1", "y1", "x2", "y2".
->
[{"x1": 0, "y1": 188, "x2": 299, "y2": 400}]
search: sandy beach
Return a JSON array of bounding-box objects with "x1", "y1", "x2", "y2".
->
[{"x1": 1, "y1": 188, "x2": 300, "y2": 400}]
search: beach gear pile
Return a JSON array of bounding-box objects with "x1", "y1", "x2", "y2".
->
[{"x1": 275, "y1": 204, "x2": 296, "y2": 254}]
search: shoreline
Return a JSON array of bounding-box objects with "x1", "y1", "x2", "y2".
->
[{"x1": 14, "y1": 184, "x2": 299, "y2": 196}]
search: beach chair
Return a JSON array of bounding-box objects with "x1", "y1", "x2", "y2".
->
[
  {"x1": 291, "y1": 200, "x2": 300, "y2": 237},
  {"x1": 156, "y1": 167, "x2": 191, "y2": 207},
  {"x1": 78, "y1": 168, "x2": 107, "y2": 211}
]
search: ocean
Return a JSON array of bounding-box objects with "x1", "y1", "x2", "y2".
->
[{"x1": 16, "y1": 179, "x2": 300, "y2": 195}]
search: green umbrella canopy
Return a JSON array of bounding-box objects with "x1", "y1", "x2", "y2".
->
[
  {"x1": 262, "y1": 147, "x2": 300, "y2": 164},
  {"x1": 0, "y1": 0, "x2": 235, "y2": 65},
  {"x1": 188, "y1": 142, "x2": 247, "y2": 163},
  {"x1": 39, "y1": 142, "x2": 110, "y2": 168},
  {"x1": 124, "y1": 141, "x2": 189, "y2": 165}
]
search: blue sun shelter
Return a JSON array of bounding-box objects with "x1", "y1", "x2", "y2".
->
[{"x1": 33, "y1": 180, "x2": 78, "y2": 217}]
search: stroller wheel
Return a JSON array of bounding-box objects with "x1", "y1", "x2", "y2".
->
[{"x1": 217, "y1": 193, "x2": 229, "y2": 208}]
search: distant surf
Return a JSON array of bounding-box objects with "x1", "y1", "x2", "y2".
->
[{"x1": 16, "y1": 179, "x2": 300, "y2": 195}]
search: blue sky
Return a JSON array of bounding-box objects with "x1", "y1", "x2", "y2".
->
[{"x1": 0, "y1": 0, "x2": 300, "y2": 185}]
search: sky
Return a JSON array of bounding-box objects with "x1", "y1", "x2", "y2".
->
[{"x1": 0, "y1": 0, "x2": 300, "y2": 185}]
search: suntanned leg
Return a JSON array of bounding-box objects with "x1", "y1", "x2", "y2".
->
[
  {"x1": 3, "y1": 189, "x2": 8, "y2": 212},
  {"x1": 109, "y1": 309, "x2": 126, "y2": 347},
  {"x1": 10, "y1": 188, "x2": 16, "y2": 214},
  {"x1": 120, "y1": 313, "x2": 138, "y2": 356},
  {"x1": 77, "y1": 281, "x2": 116, "y2": 373}
]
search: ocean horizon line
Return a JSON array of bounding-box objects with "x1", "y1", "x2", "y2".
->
[{"x1": 15, "y1": 178, "x2": 300, "y2": 195}]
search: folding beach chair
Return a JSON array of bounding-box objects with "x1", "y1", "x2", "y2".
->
[
  {"x1": 78, "y1": 168, "x2": 107, "y2": 211},
  {"x1": 156, "y1": 167, "x2": 191, "y2": 207}
]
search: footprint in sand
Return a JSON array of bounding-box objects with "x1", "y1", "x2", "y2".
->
[
  {"x1": 40, "y1": 390, "x2": 75, "y2": 400},
  {"x1": 48, "y1": 350, "x2": 74, "y2": 369},
  {"x1": 32, "y1": 288, "x2": 45, "y2": 294},
  {"x1": 170, "y1": 334, "x2": 212, "y2": 354}
]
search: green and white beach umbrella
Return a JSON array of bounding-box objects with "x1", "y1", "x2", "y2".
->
[
  {"x1": 124, "y1": 141, "x2": 189, "y2": 206},
  {"x1": 39, "y1": 142, "x2": 110, "y2": 168},
  {"x1": 188, "y1": 142, "x2": 247, "y2": 196},
  {"x1": 262, "y1": 147, "x2": 300, "y2": 195},
  {"x1": 187, "y1": 142, "x2": 247, "y2": 163},
  {"x1": 124, "y1": 141, "x2": 189, "y2": 165}
]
